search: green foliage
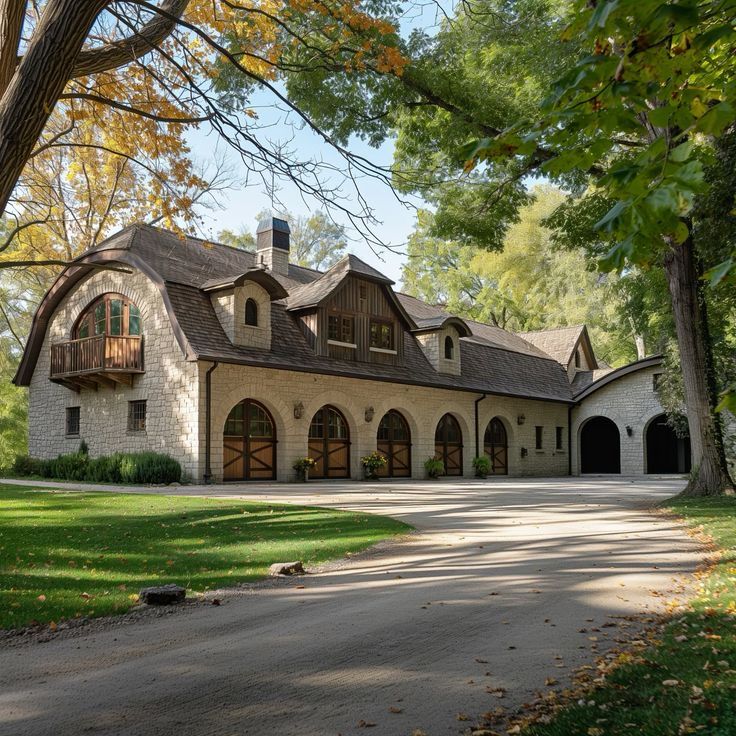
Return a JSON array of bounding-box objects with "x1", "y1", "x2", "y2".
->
[
  {"x1": 402, "y1": 188, "x2": 637, "y2": 365},
  {"x1": 292, "y1": 457, "x2": 316, "y2": 480},
  {"x1": 424, "y1": 456, "x2": 444, "y2": 479},
  {"x1": 0, "y1": 484, "x2": 410, "y2": 630},
  {"x1": 472, "y1": 455, "x2": 491, "y2": 478},
  {"x1": 11, "y1": 451, "x2": 181, "y2": 485}
]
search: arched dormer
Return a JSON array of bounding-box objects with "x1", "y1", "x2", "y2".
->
[
  {"x1": 413, "y1": 316, "x2": 469, "y2": 376},
  {"x1": 202, "y1": 269, "x2": 288, "y2": 351}
]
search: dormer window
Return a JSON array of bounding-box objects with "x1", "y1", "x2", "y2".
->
[
  {"x1": 370, "y1": 320, "x2": 394, "y2": 350},
  {"x1": 328, "y1": 314, "x2": 354, "y2": 344},
  {"x1": 74, "y1": 294, "x2": 142, "y2": 338},
  {"x1": 444, "y1": 336, "x2": 455, "y2": 360},
  {"x1": 574, "y1": 348, "x2": 582, "y2": 368},
  {"x1": 245, "y1": 298, "x2": 258, "y2": 326}
]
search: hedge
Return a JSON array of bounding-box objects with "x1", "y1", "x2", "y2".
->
[{"x1": 12, "y1": 450, "x2": 181, "y2": 485}]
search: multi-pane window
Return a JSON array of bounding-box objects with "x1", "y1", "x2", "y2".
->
[
  {"x1": 66, "y1": 406, "x2": 80, "y2": 436},
  {"x1": 556, "y1": 426, "x2": 564, "y2": 450},
  {"x1": 535, "y1": 425, "x2": 543, "y2": 450},
  {"x1": 370, "y1": 321, "x2": 394, "y2": 350},
  {"x1": 75, "y1": 294, "x2": 143, "y2": 339},
  {"x1": 127, "y1": 400, "x2": 147, "y2": 432},
  {"x1": 328, "y1": 314, "x2": 354, "y2": 344}
]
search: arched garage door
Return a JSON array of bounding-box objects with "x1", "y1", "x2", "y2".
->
[
  {"x1": 646, "y1": 415, "x2": 691, "y2": 473},
  {"x1": 580, "y1": 416, "x2": 621, "y2": 474}
]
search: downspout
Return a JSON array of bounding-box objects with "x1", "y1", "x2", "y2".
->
[
  {"x1": 567, "y1": 404, "x2": 573, "y2": 476},
  {"x1": 474, "y1": 393, "x2": 487, "y2": 458},
  {"x1": 203, "y1": 361, "x2": 219, "y2": 484}
]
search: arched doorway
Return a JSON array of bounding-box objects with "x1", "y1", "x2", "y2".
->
[
  {"x1": 484, "y1": 417, "x2": 508, "y2": 475},
  {"x1": 223, "y1": 399, "x2": 276, "y2": 481},
  {"x1": 646, "y1": 414, "x2": 692, "y2": 473},
  {"x1": 308, "y1": 405, "x2": 350, "y2": 478},
  {"x1": 376, "y1": 410, "x2": 411, "y2": 477},
  {"x1": 580, "y1": 416, "x2": 620, "y2": 474},
  {"x1": 435, "y1": 413, "x2": 463, "y2": 476}
]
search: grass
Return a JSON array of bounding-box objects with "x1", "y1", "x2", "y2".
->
[
  {"x1": 519, "y1": 496, "x2": 736, "y2": 736},
  {"x1": 0, "y1": 484, "x2": 410, "y2": 630}
]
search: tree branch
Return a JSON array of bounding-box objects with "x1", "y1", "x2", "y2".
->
[
  {"x1": 59, "y1": 91, "x2": 211, "y2": 123},
  {"x1": 71, "y1": 0, "x2": 190, "y2": 78}
]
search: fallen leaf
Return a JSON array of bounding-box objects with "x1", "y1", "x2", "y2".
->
[
  {"x1": 388, "y1": 706, "x2": 402, "y2": 714},
  {"x1": 662, "y1": 679, "x2": 680, "y2": 686},
  {"x1": 357, "y1": 720, "x2": 376, "y2": 728},
  {"x1": 545, "y1": 677, "x2": 558, "y2": 686},
  {"x1": 457, "y1": 713, "x2": 470, "y2": 721},
  {"x1": 37, "y1": 594, "x2": 46, "y2": 602}
]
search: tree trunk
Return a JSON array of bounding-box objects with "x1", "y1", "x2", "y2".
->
[
  {"x1": 663, "y1": 234, "x2": 734, "y2": 495},
  {"x1": 0, "y1": 0, "x2": 27, "y2": 97},
  {"x1": 0, "y1": 0, "x2": 108, "y2": 216}
]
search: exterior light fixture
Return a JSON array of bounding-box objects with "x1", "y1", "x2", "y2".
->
[
  {"x1": 520, "y1": 447, "x2": 528, "y2": 458},
  {"x1": 365, "y1": 406, "x2": 375, "y2": 423},
  {"x1": 517, "y1": 414, "x2": 526, "y2": 425},
  {"x1": 293, "y1": 401, "x2": 304, "y2": 419},
  {"x1": 626, "y1": 425, "x2": 633, "y2": 437}
]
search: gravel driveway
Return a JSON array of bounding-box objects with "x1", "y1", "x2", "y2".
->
[{"x1": 0, "y1": 476, "x2": 700, "y2": 736}]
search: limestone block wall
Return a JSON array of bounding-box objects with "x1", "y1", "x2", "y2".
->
[
  {"x1": 210, "y1": 282, "x2": 272, "y2": 350},
  {"x1": 198, "y1": 361, "x2": 570, "y2": 482},
  {"x1": 571, "y1": 365, "x2": 664, "y2": 475},
  {"x1": 415, "y1": 327, "x2": 462, "y2": 376},
  {"x1": 27, "y1": 270, "x2": 200, "y2": 479}
]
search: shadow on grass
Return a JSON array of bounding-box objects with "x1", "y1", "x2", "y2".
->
[{"x1": 0, "y1": 485, "x2": 410, "y2": 630}]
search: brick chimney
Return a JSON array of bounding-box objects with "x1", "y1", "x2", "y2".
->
[{"x1": 256, "y1": 217, "x2": 290, "y2": 275}]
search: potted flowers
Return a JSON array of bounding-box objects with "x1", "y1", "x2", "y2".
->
[
  {"x1": 472, "y1": 455, "x2": 491, "y2": 478},
  {"x1": 361, "y1": 451, "x2": 387, "y2": 480},
  {"x1": 292, "y1": 457, "x2": 316, "y2": 482},
  {"x1": 424, "y1": 456, "x2": 445, "y2": 479}
]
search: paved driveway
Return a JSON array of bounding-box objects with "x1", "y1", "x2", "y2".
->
[{"x1": 0, "y1": 477, "x2": 700, "y2": 736}]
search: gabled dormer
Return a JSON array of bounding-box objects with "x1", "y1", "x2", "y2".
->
[
  {"x1": 412, "y1": 316, "x2": 471, "y2": 376},
  {"x1": 202, "y1": 270, "x2": 288, "y2": 351},
  {"x1": 287, "y1": 254, "x2": 416, "y2": 366},
  {"x1": 517, "y1": 324, "x2": 598, "y2": 382}
]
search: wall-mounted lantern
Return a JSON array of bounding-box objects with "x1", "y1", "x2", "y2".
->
[
  {"x1": 293, "y1": 401, "x2": 304, "y2": 419},
  {"x1": 517, "y1": 414, "x2": 526, "y2": 425},
  {"x1": 520, "y1": 447, "x2": 528, "y2": 458},
  {"x1": 626, "y1": 425, "x2": 633, "y2": 437},
  {"x1": 365, "y1": 406, "x2": 375, "y2": 423}
]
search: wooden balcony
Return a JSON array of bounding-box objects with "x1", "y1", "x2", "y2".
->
[{"x1": 50, "y1": 335, "x2": 144, "y2": 391}]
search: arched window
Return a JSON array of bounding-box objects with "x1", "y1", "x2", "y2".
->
[
  {"x1": 245, "y1": 298, "x2": 258, "y2": 326},
  {"x1": 444, "y1": 335, "x2": 455, "y2": 360},
  {"x1": 73, "y1": 294, "x2": 142, "y2": 339}
]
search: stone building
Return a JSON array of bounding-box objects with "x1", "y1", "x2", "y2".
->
[{"x1": 14, "y1": 219, "x2": 692, "y2": 482}]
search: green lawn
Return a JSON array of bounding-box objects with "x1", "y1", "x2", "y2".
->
[
  {"x1": 0, "y1": 484, "x2": 410, "y2": 630},
  {"x1": 519, "y1": 496, "x2": 736, "y2": 736}
]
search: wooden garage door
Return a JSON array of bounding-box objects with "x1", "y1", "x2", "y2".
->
[
  {"x1": 435, "y1": 413, "x2": 463, "y2": 476},
  {"x1": 223, "y1": 400, "x2": 276, "y2": 481},
  {"x1": 308, "y1": 405, "x2": 350, "y2": 479},
  {"x1": 484, "y1": 417, "x2": 508, "y2": 475},
  {"x1": 376, "y1": 410, "x2": 411, "y2": 478}
]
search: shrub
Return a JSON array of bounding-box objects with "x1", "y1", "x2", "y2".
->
[
  {"x1": 78, "y1": 440, "x2": 89, "y2": 456},
  {"x1": 292, "y1": 456, "x2": 316, "y2": 481},
  {"x1": 424, "y1": 456, "x2": 445, "y2": 479},
  {"x1": 117, "y1": 452, "x2": 181, "y2": 484},
  {"x1": 12, "y1": 455, "x2": 50, "y2": 477},
  {"x1": 85, "y1": 454, "x2": 123, "y2": 483},
  {"x1": 472, "y1": 455, "x2": 491, "y2": 478},
  {"x1": 12, "y1": 451, "x2": 181, "y2": 484},
  {"x1": 51, "y1": 452, "x2": 89, "y2": 481}
]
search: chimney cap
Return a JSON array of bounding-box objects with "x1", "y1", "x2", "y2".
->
[{"x1": 256, "y1": 216, "x2": 290, "y2": 234}]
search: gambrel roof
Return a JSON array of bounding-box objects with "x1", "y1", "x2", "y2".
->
[{"x1": 15, "y1": 224, "x2": 576, "y2": 403}]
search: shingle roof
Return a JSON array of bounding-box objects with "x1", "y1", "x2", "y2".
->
[
  {"x1": 17, "y1": 224, "x2": 575, "y2": 402},
  {"x1": 516, "y1": 325, "x2": 587, "y2": 366}
]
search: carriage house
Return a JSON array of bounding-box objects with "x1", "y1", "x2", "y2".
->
[{"x1": 15, "y1": 218, "x2": 693, "y2": 482}]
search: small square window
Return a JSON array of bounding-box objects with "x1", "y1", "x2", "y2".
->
[
  {"x1": 66, "y1": 407, "x2": 80, "y2": 436},
  {"x1": 128, "y1": 400, "x2": 147, "y2": 432},
  {"x1": 370, "y1": 320, "x2": 394, "y2": 350},
  {"x1": 328, "y1": 314, "x2": 354, "y2": 343},
  {"x1": 556, "y1": 426, "x2": 564, "y2": 451},
  {"x1": 535, "y1": 426, "x2": 543, "y2": 450}
]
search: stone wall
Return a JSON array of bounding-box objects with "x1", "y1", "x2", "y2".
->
[
  {"x1": 415, "y1": 326, "x2": 462, "y2": 376},
  {"x1": 27, "y1": 269, "x2": 200, "y2": 479},
  {"x1": 198, "y1": 361, "x2": 570, "y2": 482},
  {"x1": 210, "y1": 282, "x2": 272, "y2": 350},
  {"x1": 571, "y1": 365, "x2": 664, "y2": 475}
]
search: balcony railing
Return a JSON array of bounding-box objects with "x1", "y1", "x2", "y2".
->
[{"x1": 50, "y1": 335, "x2": 144, "y2": 389}]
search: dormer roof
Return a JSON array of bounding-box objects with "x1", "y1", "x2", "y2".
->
[
  {"x1": 200, "y1": 269, "x2": 289, "y2": 299},
  {"x1": 516, "y1": 324, "x2": 598, "y2": 369}
]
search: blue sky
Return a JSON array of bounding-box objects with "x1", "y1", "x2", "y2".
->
[{"x1": 186, "y1": 2, "x2": 455, "y2": 285}]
